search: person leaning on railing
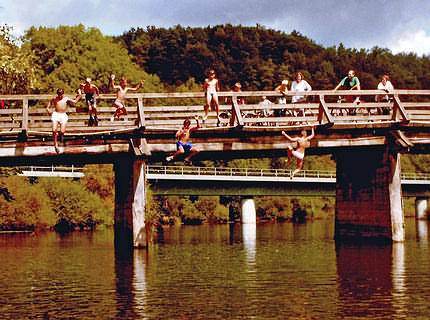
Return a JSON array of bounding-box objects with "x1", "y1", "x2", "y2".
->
[
  {"x1": 376, "y1": 74, "x2": 394, "y2": 115},
  {"x1": 333, "y1": 70, "x2": 361, "y2": 115}
]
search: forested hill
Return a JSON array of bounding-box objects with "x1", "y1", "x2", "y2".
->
[{"x1": 119, "y1": 24, "x2": 430, "y2": 90}]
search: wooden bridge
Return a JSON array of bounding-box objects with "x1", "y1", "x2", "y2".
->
[{"x1": 1, "y1": 89, "x2": 430, "y2": 247}]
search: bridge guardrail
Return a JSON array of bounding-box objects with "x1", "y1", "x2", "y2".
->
[
  {"x1": 0, "y1": 90, "x2": 429, "y2": 137},
  {"x1": 146, "y1": 165, "x2": 430, "y2": 181}
]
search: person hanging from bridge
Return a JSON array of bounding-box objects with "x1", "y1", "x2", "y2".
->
[
  {"x1": 46, "y1": 88, "x2": 81, "y2": 153},
  {"x1": 77, "y1": 77, "x2": 100, "y2": 126},
  {"x1": 281, "y1": 126, "x2": 315, "y2": 178},
  {"x1": 166, "y1": 115, "x2": 201, "y2": 165},
  {"x1": 109, "y1": 74, "x2": 145, "y2": 121},
  {"x1": 203, "y1": 69, "x2": 220, "y2": 125}
]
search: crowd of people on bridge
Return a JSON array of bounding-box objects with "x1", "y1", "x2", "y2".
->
[{"x1": 46, "y1": 68, "x2": 394, "y2": 174}]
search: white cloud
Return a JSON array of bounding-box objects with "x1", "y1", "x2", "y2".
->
[{"x1": 391, "y1": 29, "x2": 430, "y2": 56}]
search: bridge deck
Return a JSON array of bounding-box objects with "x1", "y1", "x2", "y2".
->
[{"x1": 0, "y1": 90, "x2": 429, "y2": 163}]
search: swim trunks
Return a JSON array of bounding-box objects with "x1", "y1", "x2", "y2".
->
[
  {"x1": 51, "y1": 111, "x2": 68, "y2": 125},
  {"x1": 85, "y1": 93, "x2": 96, "y2": 105},
  {"x1": 176, "y1": 141, "x2": 192, "y2": 153},
  {"x1": 292, "y1": 150, "x2": 304, "y2": 160}
]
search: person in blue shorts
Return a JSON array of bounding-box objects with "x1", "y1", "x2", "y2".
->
[{"x1": 166, "y1": 116, "x2": 201, "y2": 164}]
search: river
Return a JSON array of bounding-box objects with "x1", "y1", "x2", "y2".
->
[{"x1": 0, "y1": 218, "x2": 429, "y2": 319}]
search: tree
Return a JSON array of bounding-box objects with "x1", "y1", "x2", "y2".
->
[
  {"x1": 0, "y1": 25, "x2": 36, "y2": 94},
  {"x1": 23, "y1": 24, "x2": 164, "y2": 93}
]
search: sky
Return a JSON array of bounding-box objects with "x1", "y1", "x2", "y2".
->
[{"x1": 1, "y1": 0, "x2": 429, "y2": 55}]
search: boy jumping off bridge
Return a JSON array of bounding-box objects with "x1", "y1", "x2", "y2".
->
[
  {"x1": 46, "y1": 88, "x2": 81, "y2": 153},
  {"x1": 281, "y1": 127, "x2": 315, "y2": 178},
  {"x1": 166, "y1": 116, "x2": 201, "y2": 165},
  {"x1": 78, "y1": 78, "x2": 100, "y2": 126},
  {"x1": 109, "y1": 74, "x2": 144, "y2": 121}
]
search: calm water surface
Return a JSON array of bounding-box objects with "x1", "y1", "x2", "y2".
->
[{"x1": 1, "y1": 218, "x2": 430, "y2": 319}]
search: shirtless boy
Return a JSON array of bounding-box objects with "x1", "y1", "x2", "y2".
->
[
  {"x1": 281, "y1": 127, "x2": 315, "y2": 177},
  {"x1": 46, "y1": 88, "x2": 80, "y2": 152},
  {"x1": 203, "y1": 69, "x2": 220, "y2": 124},
  {"x1": 166, "y1": 116, "x2": 201, "y2": 164},
  {"x1": 78, "y1": 77, "x2": 100, "y2": 126},
  {"x1": 109, "y1": 74, "x2": 144, "y2": 121}
]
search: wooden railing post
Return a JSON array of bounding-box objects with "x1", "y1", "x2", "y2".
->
[
  {"x1": 21, "y1": 97, "x2": 29, "y2": 135},
  {"x1": 137, "y1": 96, "x2": 145, "y2": 129},
  {"x1": 392, "y1": 94, "x2": 409, "y2": 124},
  {"x1": 317, "y1": 94, "x2": 334, "y2": 126},
  {"x1": 230, "y1": 95, "x2": 244, "y2": 127}
]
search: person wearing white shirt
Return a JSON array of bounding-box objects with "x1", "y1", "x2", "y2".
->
[
  {"x1": 376, "y1": 74, "x2": 394, "y2": 115},
  {"x1": 291, "y1": 72, "x2": 312, "y2": 117}
]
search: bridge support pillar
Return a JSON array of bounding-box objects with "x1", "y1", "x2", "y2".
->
[
  {"x1": 241, "y1": 197, "x2": 256, "y2": 224},
  {"x1": 415, "y1": 197, "x2": 428, "y2": 220},
  {"x1": 114, "y1": 158, "x2": 147, "y2": 249},
  {"x1": 335, "y1": 148, "x2": 404, "y2": 242}
]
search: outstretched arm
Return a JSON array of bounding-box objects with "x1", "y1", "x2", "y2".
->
[
  {"x1": 190, "y1": 115, "x2": 201, "y2": 132},
  {"x1": 281, "y1": 130, "x2": 299, "y2": 142},
  {"x1": 128, "y1": 80, "x2": 145, "y2": 92},
  {"x1": 333, "y1": 82, "x2": 342, "y2": 91},
  {"x1": 109, "y1": 74, "x2": 121, "y2": 90},
  {"x1": 307, "y1": 127, "x2": 315, "y2": 140}
]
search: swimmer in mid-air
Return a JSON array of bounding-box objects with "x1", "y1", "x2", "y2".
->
[
  {"x1": 166, "y1": 116, "x2": 201, "y2": 165},
  {"x1": 78, "y1": 77, "x2": 100, "y2": 126},
  {"x1": 109, "y1": 74, "x2": 144, "y2": 121},
  {"x1": 281, "y1": 127, "x2": 315, "y2": 178}
]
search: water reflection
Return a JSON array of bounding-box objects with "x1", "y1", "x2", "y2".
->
[
  {"x1": 392, "y1": 243, "x2": 407, "y2": 319},
  {"x1": 114, "y1": 247, "x2": 136, "y2": 319},
  {"x1": 336, "y1": 242, "x2": 408, "y2": 319},
  {"x1": 336, "y1": 243, "x2": 394, "y2": 318},
  {"x1": 242, "y1": 223, "x2": 256, "y2": 266},
  {"x1": 416, "y1": 220, "x2": 429, "y2": 242}
]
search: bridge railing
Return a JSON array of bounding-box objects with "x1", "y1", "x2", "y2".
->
[
  {"x1": 146, "y1": 165, "x2": 430, "y2": 181},
  {"x1": 0, "y1": 90, "x2": 429, "y2": 137}
]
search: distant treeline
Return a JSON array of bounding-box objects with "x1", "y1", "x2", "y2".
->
[{"x1": 119, "y1": 24, "x2": 430, "y2": 90}]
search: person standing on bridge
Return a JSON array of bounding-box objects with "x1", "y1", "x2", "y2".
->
[
  {"x1": 78, "y1": 78, "x2": 100, "y2": 126},
  {"x1": 291, "y1": 72, "x2": 312, "y2": 117},
  {"x1": 166, "y1": 116, "x2": 201, "y2": 165},
  {"x1": 46, "y1": 88, "x2": 81, "y2": 153},
  {"x1": 109, "y1": 74, "x2": 145, "y2": 121},
  {"x1": 203, "y1": 69, "x2": 220, "y2": 125},
  {"x1": 281, "y1": 127, "x2": 315, "y2": 178},
  {"x1": 275, "y1": 80, "x2": 289, "y2": 117}
]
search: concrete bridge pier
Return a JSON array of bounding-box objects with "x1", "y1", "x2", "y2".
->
[
  {"x1": 335, "y1": 148, "x2": 405, "y2": 242},
  {"x1": 415, "y1": 197, "x2": 429, "y2": 220},
  {"x1": 241, "y1": 197, "x2": 257, "y2": 224},
  {"x1": 114, "y1": 157, "x2": 147, "y2": 249}
]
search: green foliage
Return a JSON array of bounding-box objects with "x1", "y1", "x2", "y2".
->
[
  {"x1": 23, "y1": 24, "x2": 164, "y2": 93},
  {"x1": 0, "y1": 25, "x2": 37, "y2": 94},
  {"x1": 39, "y1": 178, "x2": 112, "y2": 229},
  {"x1": 194, "y1": 196, "x2": 229, "y2": 223},
  {"x1": 82, "y1": 164, "x2": 114, "y2": 200},
  {"x1": 0, "y1": 176, "x2": 55, "y2": 230},
  {"x1": 120, "y1": 25, "x2": 430, "y2": 91}
]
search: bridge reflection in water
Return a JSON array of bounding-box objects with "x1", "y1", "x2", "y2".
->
[{"x1": 105, "y1": 222, "x2": 430, "y2": 319}]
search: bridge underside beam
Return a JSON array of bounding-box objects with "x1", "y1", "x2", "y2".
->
[
  {"x1": 335, "y1": 148, "x2": 404, "y2": 242},
  {"x1": 114, "y1": 158, "x2": 147, "y2": 249}
]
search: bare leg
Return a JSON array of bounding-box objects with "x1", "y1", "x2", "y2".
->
[
  {"x1": 166, "y1": 147, "x2": 185, "y2": 162},
  {"x1": 203, "y1": 94, "x2": 211, "y2": 121},
  {"x1": 184, "y1": 147, "x2": 199, "y2": 162},
  {"x1": 291, "y1": 158, "x2": 304, "y2": 178},
  {"x1": 212, "y1": 95, "x2": 220, "y2": 125},
  {"x1": 285, "y1": 146, "x2": 293, "y2": 166},
  {"x1": 52, "y1": 121, "x2": 59, "y2": 151}
]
